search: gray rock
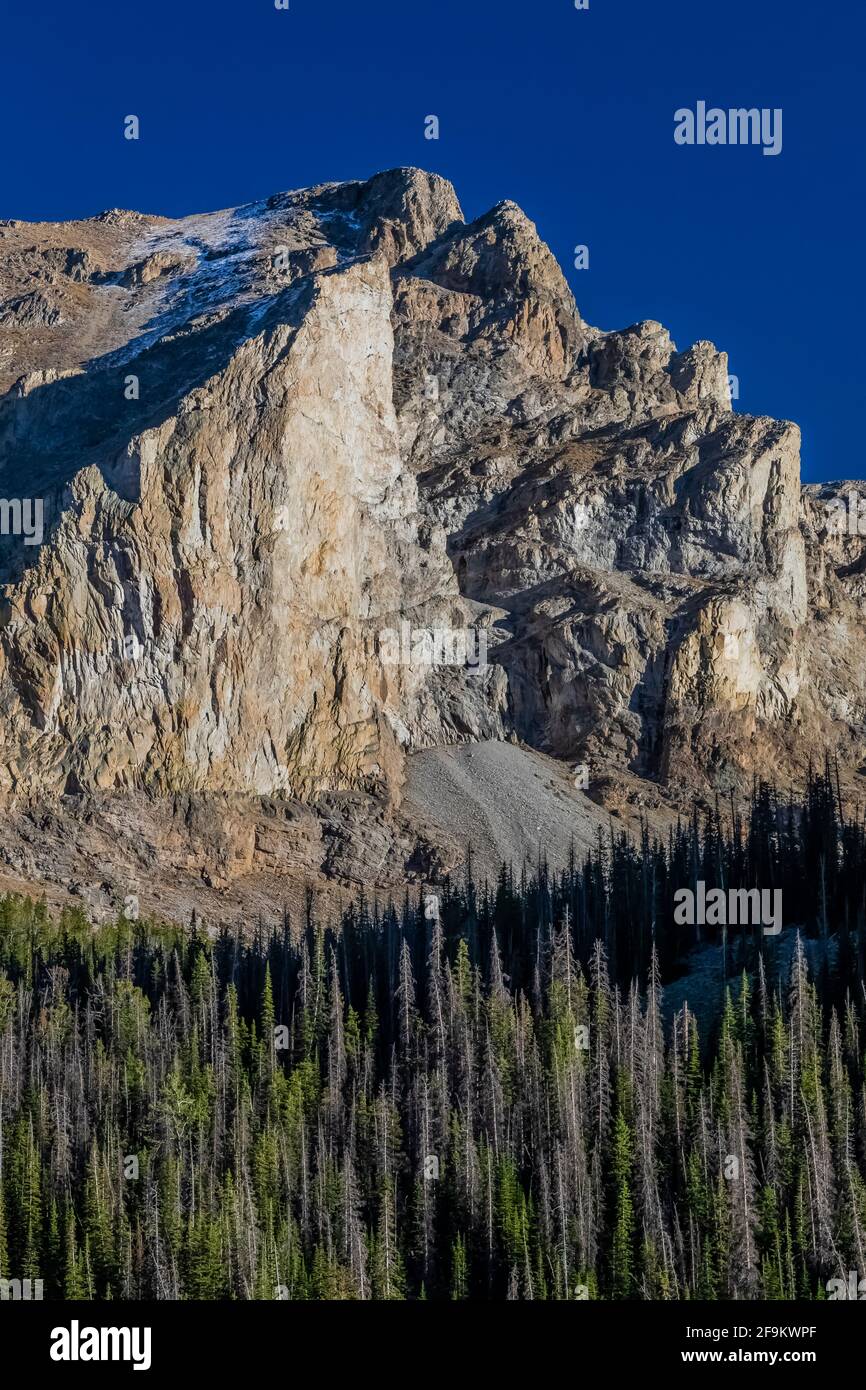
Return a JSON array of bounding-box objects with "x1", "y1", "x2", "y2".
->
[{"x1": 0, "y1": 166, "x2": 863, "y2": 917}]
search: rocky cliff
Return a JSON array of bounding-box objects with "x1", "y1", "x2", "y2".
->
[{"x1": 0, "y1": 168, "x2": 863, "y2": 921}]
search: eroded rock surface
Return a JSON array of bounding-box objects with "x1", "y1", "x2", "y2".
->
[{"x1": 0, "y1": 167, "x2": 863, "y2": 919}]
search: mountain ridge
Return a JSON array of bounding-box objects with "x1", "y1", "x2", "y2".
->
[{"x1": 1, "y1": 166, "x2": 863, "y2": 923}]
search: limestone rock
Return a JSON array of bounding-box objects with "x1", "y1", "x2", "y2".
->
[{"x1": 0, "y1": 166, "x2": 864, "y2": 916}]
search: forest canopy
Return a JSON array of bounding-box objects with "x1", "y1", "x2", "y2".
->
[{"x1": 0, "y1": 770, "x2": 865, "y2": 1301}]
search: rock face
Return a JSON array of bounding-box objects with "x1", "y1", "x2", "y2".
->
[
  {"x1": 0, "y1": 248, "x2": 504, "y2": 802},
  {"x1": 0, "y1": 167, "x2": 864, "y2": 914}
]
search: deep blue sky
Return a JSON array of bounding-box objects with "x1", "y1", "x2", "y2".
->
[{"x1": 3, "y1": 0, "x2": 862, "y2": 481}]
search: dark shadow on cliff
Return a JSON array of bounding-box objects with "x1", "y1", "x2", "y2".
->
[{"x1": 0, "y1": 274, "x2": 323, "y2": 585}]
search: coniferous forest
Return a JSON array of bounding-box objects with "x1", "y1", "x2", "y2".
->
[{"x1": 1, "y1": 770, "x2": 866, "y2": 1301}]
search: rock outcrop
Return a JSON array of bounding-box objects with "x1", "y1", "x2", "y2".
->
[{"x1": 0, "y1": 167, "x2": 863, "y2": 918}]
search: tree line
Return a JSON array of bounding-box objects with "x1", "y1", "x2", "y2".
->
[{"x1": 1, "y1": 767, "x2": 865, "y2": 1299}]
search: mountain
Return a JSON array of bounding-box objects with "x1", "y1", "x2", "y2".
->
[{"x1": 0, "y1": 167, "x2": 863, "y2": 922}]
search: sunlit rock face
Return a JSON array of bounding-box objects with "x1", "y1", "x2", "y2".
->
[{"x1": 0, "y1": 166, "x2": 863, "y2": 821}]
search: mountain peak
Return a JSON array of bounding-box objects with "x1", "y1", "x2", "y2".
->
[{"x1": 1, "y1": 165, "x2": 860, "y2": 908}]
